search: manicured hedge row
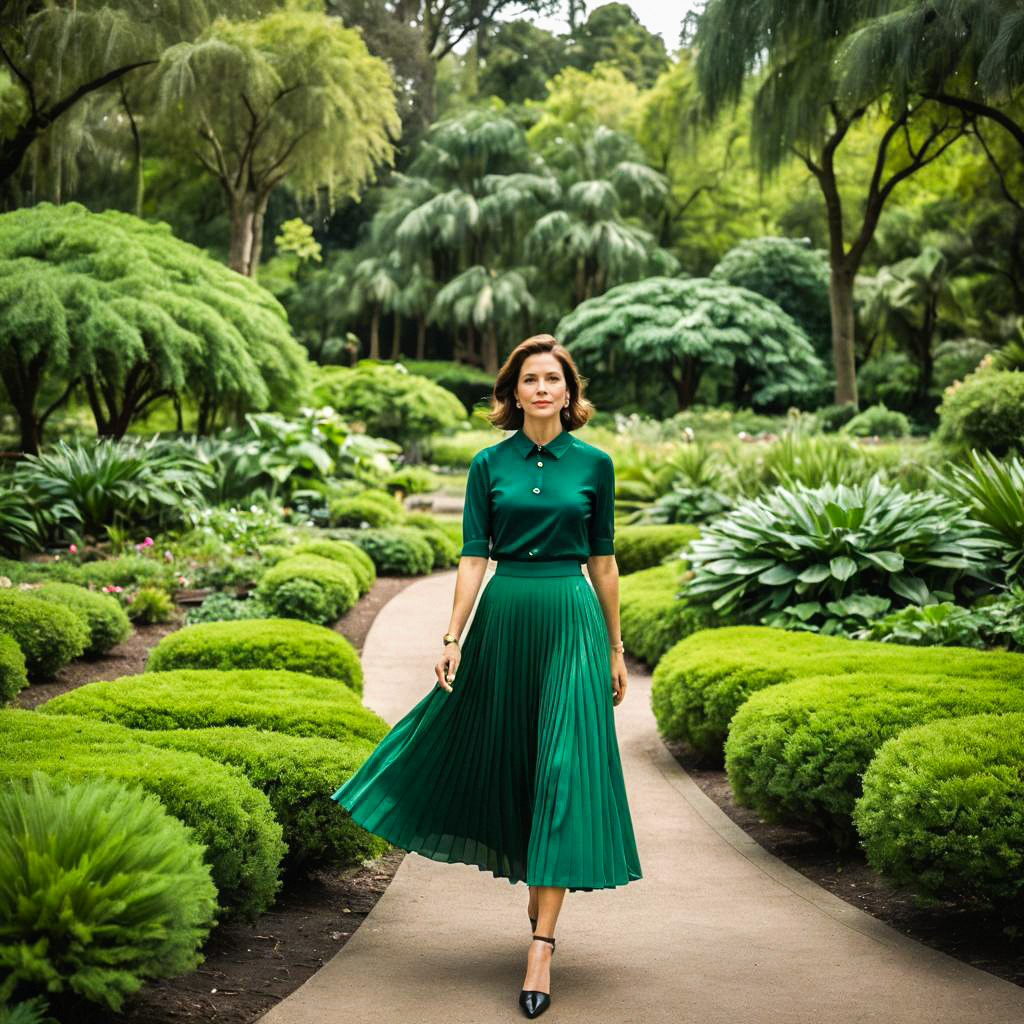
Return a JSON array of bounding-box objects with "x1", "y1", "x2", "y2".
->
[
  {"x1": 41, "y1": 668, "x2": 391, "y2": 745},
  {"x1": 0, "y1": 632, "x2": 28, "y2": 705},
  {"x1": 854, "y1": 712, "x2": 1024, "y2": 915},
  {"x1": 288, "y1": 539, "x2": 376, "y2": 592},
  {"x1": 146, "y1": 618, "x2": 363, "y2": 694},
  {"x1": 327, "y1": 526, "x2": 435, "y2": 575},
  {"x1": 132, "y1": 726, "x2": 391, "y2": 870},
  {"x1": 619, "y1": 562, "x2": 718, "y2": 667},
  {"x1": 613, "y1": 524, "x2": 700, "y2": 576},
  {"x1": 0, "y1": 710, "x2": 285, "y2": 920},
  {"x1": 724, "y1": 672, "x2": 1024, "y2": 849},
  {"x1": 651, "y1": 626, "x2": 1024, "y2": 761}
]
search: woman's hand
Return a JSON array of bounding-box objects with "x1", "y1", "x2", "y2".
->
[
  {"x1": 435, "y1": 642, "x2": 460, "y2": 693},
  {"x1": 611, "y1": 650, "x2": 628, "y2": 706}
]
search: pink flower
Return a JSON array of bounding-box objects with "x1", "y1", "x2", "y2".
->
[
  {"x1": 143, "y1": 537, "x2": 154, "y2": 546},
  {"x1": 69, "y1": 544, "x2": 78, "y2": 554}
]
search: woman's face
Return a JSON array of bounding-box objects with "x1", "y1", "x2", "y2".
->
[{"x1": 516, "y1": 353, "x2": 568, "y2": 426}]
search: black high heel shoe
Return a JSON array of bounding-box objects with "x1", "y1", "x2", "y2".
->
[{"x1": 519, "y1": 934, "x2": 555, "y2": 1019}]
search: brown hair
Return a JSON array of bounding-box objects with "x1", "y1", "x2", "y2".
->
[{"x1": 486, "y1": 334, "x2": 595, "y2": 431}]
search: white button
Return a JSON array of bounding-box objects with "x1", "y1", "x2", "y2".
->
[
  {"x1": 532, "y1": 487, "x2": 540, "y2": 493},
  {"x1": 528, "y1": 549, "x2": 536, "y2": 556},
  {"x1": 537, "y1": 460, "x2": 543, "y2": 466}
]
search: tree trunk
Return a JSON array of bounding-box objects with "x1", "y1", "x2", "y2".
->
[
  {"x1": 828, "y1": 267, "x2": 858, "y2": 407},
  {"x1": 482, "y1": 322, "x2": 498, "y2": 375},
  {"x1": 390, "y1": 311, "x2": 402, "y2": 360},
  {"x1": 416, "y1": 316, "x2": 427, "y2": 359},
  {"x1": 249, "y1": 195, "x2": 272, "y2": 283},
  {"x1": 369, "y1": 306, "x2": 381, "y2": 359},
  {"x1": 228, "y1": 193, "x2": 258, "y2": 276},
  {"x1": 673, "y1": 358, "x2": 700, "y2": 410}
]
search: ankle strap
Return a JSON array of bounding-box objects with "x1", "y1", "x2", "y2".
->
[{"x1": 532, "y1": 934, "x2": 556, "y2": 947}]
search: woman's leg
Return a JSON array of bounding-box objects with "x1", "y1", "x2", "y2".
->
[
  {"x1": 527, "y1": 884, "x2": 538, "y2": 921},
  {"x1": 522, "y1": 885, "x2": 565, "y2": 994}
]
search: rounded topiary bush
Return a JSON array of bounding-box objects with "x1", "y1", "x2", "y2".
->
[
  {"x1": 613, "y1": 525, "x2": 700, "y2": 576},
  {"x1": 0, "y1": 772, "x2": 217, "y2": 1011},
  {"x1": 619, "y1": 562, "x2": 718, "y2": 668},
  {"x1": 40, "y1": 669, "x2": 390, "y2": 746},
  {"x1": 650, "y1": 626, "x2": 1024, "y2": 762},
  {"x1": 854, "y1": 712, "x2": 1024, "y2": 915},
  {"x1": 73, "y1": 555, "x2": 175, "y2": 592},
  {"x1": 937, "y1": 369, "x2": 1024, "y2": 455},
  {"x1": 402, "y1": 517, "x2": 458, "y2": 569},
  {"x1": 134, "y1": 726, "x2": 391, "y2": 870},
  {"x1": 256, "y1": 555, "x2": 359, "y2": 624},
  {"x1": 328, "y1": 526, "x2": 435, "y2": 575},
  {"x1": 29, "y1": 582, "x2": 132, "y2": 656},
  {"x1": 146, "y1": 618, "x2": 363, "y2": 694},
  {"x1": 840, "y1": 403, "x2": 911, "y2": 438},
  {"x1": 724, "y1": 672, "x2": 1024, "y2": 849},
  {"x1": 0, "y1": 591, "x2": 89, "y2": 679},
  {"x1": 0, "y1": 631, "x2": 28, "y2": 705},
  {"x1": 0, "y1": 710, "x2": 285, "y2": 920},
  {"x1": 286, "y1": 539, "x2": 376, "y2": 593},
  {"x1": 327, "y1": 492, "x2": 405, "y2": 528}
]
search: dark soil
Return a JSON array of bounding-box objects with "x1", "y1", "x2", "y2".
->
[
  {"x1": 664, "y1": 734, "x2": 1024, "y2": 989},
  {"x1": 14, "y1": 570, "x2": 422, "y2": 1024}
]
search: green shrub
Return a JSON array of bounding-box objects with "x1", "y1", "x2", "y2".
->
[
  {"x1": 146, "y1": 618, "x2": 362, "y2": 694},
  {"x1": 724, "y1": 672, "x2": 1024, "y2": 849},
  {"x1": 0, "y1": 996, "x2": 56, "y2": 1023},
  {"x1": 401, "y1": 517, "x2": 458, "y2": 568},
  {"x1": 684, "y1": 476, "x2": 1000, "y2": 630},
  {"x1": 0, "y1": 772, "x2": 217, "y2": 1011},
  {"x1": 0, "y1": 631, "x2": 28, "y2": 705},
  {"x1": 74, "y1": 554, "x2": 176, "y2": 592},
  {"x1": 28, "y1": 582, "x2": 132, "y2": 656},
  {"x1": 840, "y1": 403, "x2": 911, "y2": 438},
  {"x1": 854, "y1": 712, "x2": 1024, "y2": 915},
  {"x1": 384, "y1": 465, "x2": 439, "y2": 495},
  {"x1": 184, "y1": 591, "x2": 273, "y2": 625},
  {"x1": 619, "y1": 562, "x2": 718, "y2": 667},
  {"x1": 125, "y1": 586, "x2": 175, "y2": 624},
  {"x1": 40, "y1": 668, "x2": 390, "y2": 745},
  {"x1": 613, "y1": 524, "x2": 700, "y2": 576},
  {"x1": 861, "y1": 602, "x2": 987, "y2": 647},
  {"x1": 256, "y1": 554, "x2": 359, "y2": 624},
  {"x1": 0, "y1": 591, "x2": 89, "y2": 680},
  {"x1": 937, "y1": 369, "x2": 1024, "y2": 455},
  {"x1": 815, "y1": 402, "x2": 859, "y2": 433},
  {"x1": 133, "y1": 727, "x2": 391, "y2": 870},
  {"x1": 328, "y1": 526, "x2": 435, "y2": 575},
  {"x1": 650, "y1": 626, "x2": 1024, "y2": 761},
  {"x1": 326, "y1": 492, "x2": 405, "y2": 528},
  {"x1": 285, "y1": 539, "x2": 376, "y2": 592},
  {"x1": 0, "y1": 711, "x2": 285, "y2": 919}
]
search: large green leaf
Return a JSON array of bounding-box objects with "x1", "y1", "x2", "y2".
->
[{"x1": 829, "y1": 555, "x2": 857, "y2": 581}]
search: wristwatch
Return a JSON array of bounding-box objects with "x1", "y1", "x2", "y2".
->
[{"x1": 442, "y1": 632, "x2": 460, "y2": 647}]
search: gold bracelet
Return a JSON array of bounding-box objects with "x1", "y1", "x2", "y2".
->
[{"x1": 610, "y1": 640, "x2": 624, "y2": 653}]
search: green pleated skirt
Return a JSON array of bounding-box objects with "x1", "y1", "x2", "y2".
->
[{"x1": 330, "y1": 558, "x2": 643, "y2": 892}]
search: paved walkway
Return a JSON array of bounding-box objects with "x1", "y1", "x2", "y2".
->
[{"x1": 259, "y1": 565, "x2": 1024, "y2": 1024}]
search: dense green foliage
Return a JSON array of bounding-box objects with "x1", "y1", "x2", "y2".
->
[
  {"x1": 0, "y1": 591, "x2": 90, "y2": 680},
  {"x1": 0, "y1": 773, "x2": 217, "y2": 1011},
  {"x1": 29, "y1": 582, "x2": 132, "y2": 656}
]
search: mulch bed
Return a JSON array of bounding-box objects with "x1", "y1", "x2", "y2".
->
[
  {"x1": 14, "y1": 571, "x2": 421, "y2": 1024},
  {"x1": 664, "y1": 733, "x2": 1024, "y2": 989}
]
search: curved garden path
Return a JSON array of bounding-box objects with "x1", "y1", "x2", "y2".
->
[{"x1": 259, "y1": 565, "x2": 1024, "y2": 1024}]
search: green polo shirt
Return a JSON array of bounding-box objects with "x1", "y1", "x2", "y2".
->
[{"x1": 460, "y1": 426, "x2": 615, "y2": 563}]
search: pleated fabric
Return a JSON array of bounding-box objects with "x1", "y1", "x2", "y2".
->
[{"x1": 330, "y1": 559, "x2": 643, "y2": 892}]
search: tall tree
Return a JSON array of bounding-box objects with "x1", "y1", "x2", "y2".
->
[
  {"x1": 568, "y1": 3, "x2": 669, "y2": 88},
  {"x1": 692, "y1": 1, "x2": 972, "y2": 407},
  {"x1": 0, "y1": 0, "x2": 269, "y2": 195},
  {"x1": 144, "y1": 8, "x2": 401, "y2": 277}
]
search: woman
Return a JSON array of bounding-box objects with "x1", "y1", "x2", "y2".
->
[{"x1": 331, "y1": 334, "x2": 643, "y2": 1018}]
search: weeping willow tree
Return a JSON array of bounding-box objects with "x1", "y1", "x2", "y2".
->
[
  {"x1": 142, "y1": 6, "x2": 401, "y2": 277},
  {"x1": 0, "y1": 0, "x2": 270, "y2": 191},
  {"x1": 692, "y1": 0, "x2": 973, "y2": 408},
  {"x1": 0, "y1": 202, "x2": 312, "y2": 452},
  {"x1": 556, "y1": 276, "x2": 828, "y2": 411}
]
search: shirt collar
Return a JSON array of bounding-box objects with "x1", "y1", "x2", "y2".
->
[{"x1": 511, "y1": 426, "x2": 574, "y2": 459}]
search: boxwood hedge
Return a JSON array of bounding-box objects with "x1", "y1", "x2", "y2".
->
[
  {"x1": 40, "y1": 668, "x2": 391, "y2": 745},
  {"x1": 651, "y1": 626, "x2": 1024, "y2": 761},
  {"x1": 854, "y1": 712, "x2": 1024, "y2": 915},
  {"x1": 132, "y1": 726, "x2": 391, "y2": 870},
  {"x1": 30, "y1": 582, "x2": 132, "y2": 656},
  {"x1": 145, "y1": 618, "x2": 362, "y2": 694},
  {"x1": 613, "y1": 524, "x2": 700, "y2": 576},
  {"x1": 0, "y1": 590, "x2": 89, "y2": 680},
  {"x1": 724, "y1": 672, "x2": 1024, "y2": 849},
  {"x1": 0, "y1": 710, "x2": 285, "y2": 920},
  {"x1": 0, "y1": 632, "x2": 28, "y2": 705},
  {"x1": 256, "y1": 554, "x2": 360, "y2": 624}
]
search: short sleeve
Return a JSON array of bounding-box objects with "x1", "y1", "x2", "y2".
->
[
  {"x1": 588, "y1": 454, "x2": 615, "y2": 556},
  {"x1": 460, "y1": 453, "x2": 491, "y2": 558}
]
